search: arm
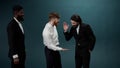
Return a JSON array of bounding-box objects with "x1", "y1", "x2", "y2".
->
[
  {"x1": 63, "y1": 22, "x2": 73, "y2": 41},
  {"x1": 64, "y1": 28, "x2": 73, "y2": 41},
  {"x1": 7, "y1": 24, "x2": 19, "y2": 64},
  {"x1": 86, "y1": 25, "x2": 96, "y2": 51},
  {"x1": 7, "y1": 24, "x2": 18, "y2": 57}
]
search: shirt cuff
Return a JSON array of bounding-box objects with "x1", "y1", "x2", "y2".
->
[
  {"x1": 13, "y1": 54, "x2": 18, "y2": 59},
  {"x1": 56, "y1": 47, "x2": 63, "y2": 51}
]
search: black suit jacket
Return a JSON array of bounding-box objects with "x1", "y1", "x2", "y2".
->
[
  {"x1": 64, "y1": 23, "x2": 96, "y2": 55},
  {"x1": 7, "y1": 19, "x2": 25, "y2": 58}
]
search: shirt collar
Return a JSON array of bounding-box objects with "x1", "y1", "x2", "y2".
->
[
  {"x1": 13, "y1": 17, "x2": 21, "y2": 25},
  {"x1": 77, "y1": 25, "x2": 80, "y2": 30}
]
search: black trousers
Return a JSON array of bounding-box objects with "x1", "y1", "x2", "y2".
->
[
  {"x1": 10, "y1": 53, "x2": 26, "y2": 68},
  {"x1": 75, "y1": 51, "x2": 90, "y2": 68},
  {"x1": 45, "y1": 47, "x2": 62, "y2": 68}
]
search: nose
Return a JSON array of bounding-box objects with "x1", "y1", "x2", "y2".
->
[{"x1": 72, "y1": 23, "x2": 75, "y2": 25}]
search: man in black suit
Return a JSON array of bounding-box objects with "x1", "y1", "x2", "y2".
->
[
  {"x1": 7, "y1": 5, "x2": 26, "y2": 68},
  {"x1": 63, "y1": 14, "x2": 96, "y2": 68}
]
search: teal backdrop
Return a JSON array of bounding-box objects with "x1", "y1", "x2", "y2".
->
[{"x1": 0, "y1": 0, "x2": 120, "y2": 68}]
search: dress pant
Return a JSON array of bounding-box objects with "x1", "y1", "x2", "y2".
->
[
  {"x1": 75, "y1": 49, "x2": 90, "y2": 68},
  {"x1": 11, "y1": 53, "x2": 26, "y2": 68},
  {"x1": 45, "y1": 47, "x2": 62, "y2": 68}
]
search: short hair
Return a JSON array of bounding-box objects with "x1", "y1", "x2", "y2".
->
[
  {"x1": 13, "y1": 5, "x2": 23, "y2": 12},
  {"x1": 49, "y1": 12, "x2": 60, "y2": 19},
  {"x1": 71, "y1": 14, "x2": 82, "y2": 24}
]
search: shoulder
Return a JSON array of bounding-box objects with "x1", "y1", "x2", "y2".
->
[
  {"x1": 81, "y1": 23, "x2": 91, "y2": 29},
  {"x1": 45, "y1": 23, "x2": 52, "y2": 28},
  {"x1": 7, "y1": 19, "x2": 18, "y2": 32},
  {"x1": 43, "y1": 23, "x2": 51, "y2": 34},
  {"x1": 80, "y1": 23, "x2": 92, "y2": 31},
  {"x1": 7, "y1": 19, "x2": 16, "y2": 28},
  {"x1": 81, "y1": 23, "x2": 89, "y2": 27}
]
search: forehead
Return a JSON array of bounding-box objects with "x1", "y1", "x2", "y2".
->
[
  {"x1": 19, "y1": 9, "x2": 24, "y2": 12},
  {"x1": 71, "y1": 20, "x2": 77, "y2": 23},
  {"x1": 16, "y1": 9, "x2": 24, "y2": 13}
]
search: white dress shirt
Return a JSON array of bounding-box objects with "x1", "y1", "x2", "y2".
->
[
  {"x1": 76, "y1": 25, "x2": 80, "y2": 34},
  {"x1": 42, "y1": 22, "x2": 63, "y2": 51}
]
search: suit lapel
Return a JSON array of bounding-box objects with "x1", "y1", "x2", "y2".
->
[{"x1": 13, "y1": 19, "x2": 24, "y2": 35}]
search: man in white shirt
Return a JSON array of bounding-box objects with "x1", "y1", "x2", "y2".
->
[
  {"x1": 42, "y1": 12, "x2": 68, "y2": 68},
  {"x1": 7, "y1": 5, "x2": 26, "y2": 68}
]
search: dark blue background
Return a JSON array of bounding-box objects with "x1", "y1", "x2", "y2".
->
[{"x1": 0, "y1": 0, "x2": 120, "y2": 68}]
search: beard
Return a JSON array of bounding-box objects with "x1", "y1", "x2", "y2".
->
[
  {"x1": 17, "y1": 16, "x2": 24, "y2": 22},
  {"x1": 54, "y1": 22, "x2": 58, "y2": 26},
  {"x1": 72, "y1": 24, "x2": 78, "y2": 29}
]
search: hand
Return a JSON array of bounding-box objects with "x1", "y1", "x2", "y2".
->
[
  {"x1": 63, "y1": 22, "x2": 69, "y2": 32},
  {"x1": 61, "y1": 48, "x2": 69, "y2": 51},
  {"x1": 13, "y1": 58, "x2": 19, "y2": 64}
]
